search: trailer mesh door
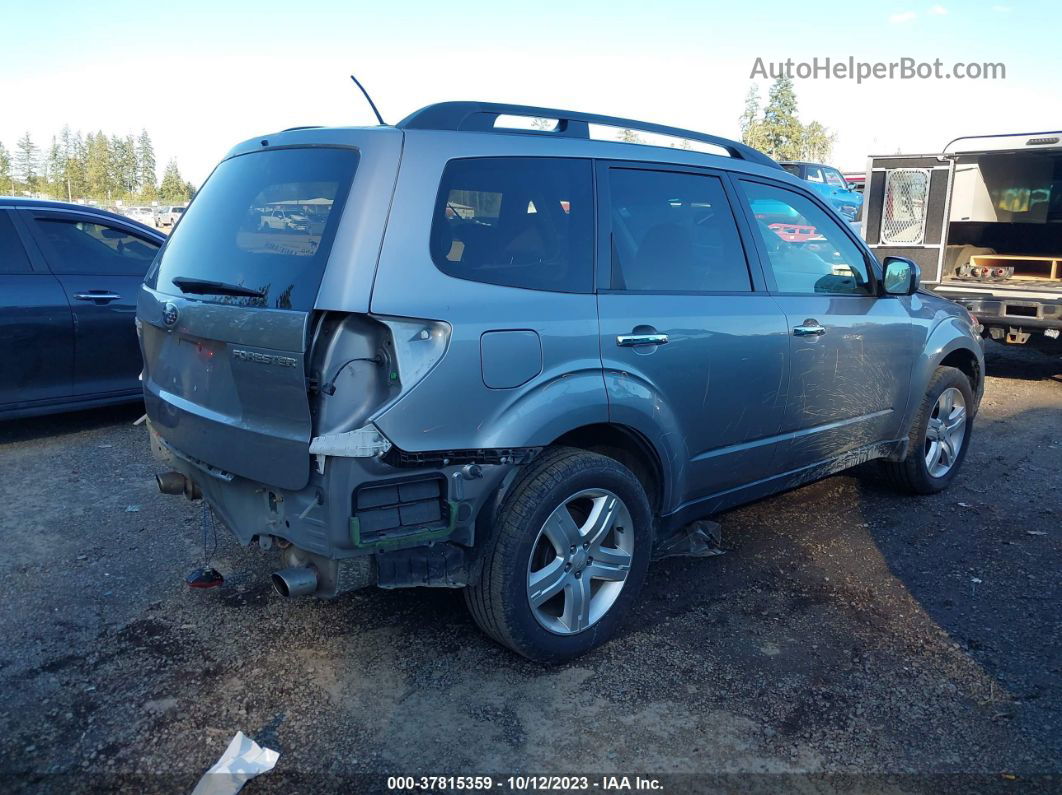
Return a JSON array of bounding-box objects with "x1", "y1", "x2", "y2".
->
[{"x1": 864, "y1": 156, "x2": 953, "y2": 283}]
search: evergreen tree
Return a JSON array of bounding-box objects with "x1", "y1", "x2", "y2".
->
[
  {"x1": 46, "y1": 137, "x2": 65, "y2": 199},
  {"x1": 137, "y1": 129, "x2": 157, "y2": 199},
  {"x1": 108, "y1": 135, "x2": 126, "y2": 198},
  {"x1": 760, "y1": 77, "x2": 804, "y2": 161},
  {"x1": 2, "y1": 126, "x2": 189, "y2": 204},
  {"x1": 14, "y1": 132, "x2": 39, "y2": 192},
  {"x1": 0, "y1": 142, "x2": 13, "y2": 195},
  {"x1": 56, "y1": 126, "x2": 83, "y2": 201},
  {"x1": 85, "y1": 131, "x2": 113, "y2": 199},
  {"x1": 740, "y1": 79, "x2": 834, "y2": 162},
  {"x1": 739, "y1": 85, "x2": 769, "y2": 152},
  {"x1": 110, "y1": 134, "x2": 138, "y2": 198},
  {"x1": 159, "y1": 159, "x2": 189, "y2": 202},
  {"x1": 800, "y1": 121, "x2": 836, "y2": 163},
  {"x1": 68, "y1": 130, "x2": 88, "y2": 200}
]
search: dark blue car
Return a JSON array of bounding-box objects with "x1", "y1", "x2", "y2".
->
[
  {"x1": 0, "y1": 199, "x2": 165, "y2": 418},
  {"x1": 779, "y1": 161, "x2": 864, "y2": 222}
]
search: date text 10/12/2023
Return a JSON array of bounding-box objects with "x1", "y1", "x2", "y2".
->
[{"x1": 386, "y1": 775, "x2": 664, "y2": 791}]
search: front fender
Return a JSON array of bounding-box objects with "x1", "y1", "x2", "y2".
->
[{"x1": 906, "y1": 315, "x2": 985, "y2": 430}]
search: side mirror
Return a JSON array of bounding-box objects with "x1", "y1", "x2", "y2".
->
[{"x1": 882, "y1": 256, "x2": 921, "y2": 296}]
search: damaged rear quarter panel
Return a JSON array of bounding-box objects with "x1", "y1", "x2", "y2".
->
[{"x1": 367, "y1": 132, "x2": 609, "y2": 455}]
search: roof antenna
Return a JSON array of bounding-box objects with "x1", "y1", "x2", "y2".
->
[{"x1": 350, "y1": 74, "x2": 387, "y2": 126}]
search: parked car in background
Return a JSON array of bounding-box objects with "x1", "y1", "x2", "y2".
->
[
  {"x1": 259, "y1": 206, "x2": 311, "y2": 233},
  {"x1": 158, "y1": 205, "x2": 186, "y2": 228},
  {"x1": 779, "y1": 161, "x2": 864, "y2": 221},
  {"x1": 139, "y1": 102, "x2": 984, "y2": 662},
  {"x1": 0, "y1": 198, "x2": 164, "y2": 418},
  {"x1": 127, "y1": 206, "x2": 158, "y2": 226}
]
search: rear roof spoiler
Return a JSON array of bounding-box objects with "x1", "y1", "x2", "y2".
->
[{"x1": 397, "y1": 101, "x2": 782, "y2": 171}]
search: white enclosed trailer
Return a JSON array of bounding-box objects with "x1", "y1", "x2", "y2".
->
[{"x1": 863, "y1": 131, "x2": 1062, "y2": 348}]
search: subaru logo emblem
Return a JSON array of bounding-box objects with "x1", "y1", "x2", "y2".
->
[{"x1": 162, "y1": 302, "x2": 180, "y2": 328}]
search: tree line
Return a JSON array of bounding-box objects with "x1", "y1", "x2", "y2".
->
[
  {"x1": 740, "y1": 77, "x2": 836, "y2": 162},
  {"x1": 0, "y1": 127, "x2": 195, "y2": 205}
]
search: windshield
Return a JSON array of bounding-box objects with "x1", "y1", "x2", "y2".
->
[{"x1": 149, "y1": 147, "x2": 359, "y2": 311}]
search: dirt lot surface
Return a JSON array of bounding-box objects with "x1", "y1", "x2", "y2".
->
[{"x1": 0, "y1": 343, "x2": 1059, "y2": 793}]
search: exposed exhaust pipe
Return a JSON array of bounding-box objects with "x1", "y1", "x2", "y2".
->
[
  {"x1": 272, "y1": 566, "x2": 318, "y2": 598},
  {"x1": 155, "y1": 471, "x2": 202, "y2": 500},
  {"x1": 156, "y1": 471, "x2": 186, "y2": 494}
]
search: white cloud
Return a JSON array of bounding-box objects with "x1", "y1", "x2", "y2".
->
[
  {"x1": 928, "y1": 5, "x2": 948, "y2": 15},
  {"x1": 889, "y1": 10, "x2": 918, "y2": 23}
]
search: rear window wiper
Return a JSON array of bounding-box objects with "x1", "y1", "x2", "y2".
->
[{"x1": 171, "y1": 277, "x2": 266, "y2": 298}]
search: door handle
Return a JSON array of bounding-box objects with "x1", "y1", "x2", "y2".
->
[
  {"x1": 74, "y1": 292, "x2": 122, "y2": 302},
  {"x1": 793, "y1": 321, "x2": 827, "y2": 337},
  {"x1": 617, "y1": 333, "x2": 669, "y2": 347}
]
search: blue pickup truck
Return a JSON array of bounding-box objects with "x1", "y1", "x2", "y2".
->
[{"x1": 779, "y1": 161, "x2": 863, "y2": 222}]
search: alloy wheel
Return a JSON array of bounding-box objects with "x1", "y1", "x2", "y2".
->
[
  {"x1": 526, "y1": 489, "x2": 634, "y2": 635},
  {"x1": 924, "y1": 387, "x2": 967, "y2": 478}
]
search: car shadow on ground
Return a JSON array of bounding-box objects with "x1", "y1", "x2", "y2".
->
[
  {"x1": 847, "y1": 402, "x2": 1062, "y2": 768},
  {"x1": 0, "y1": 402, "x2": 144, "y2": 445}
]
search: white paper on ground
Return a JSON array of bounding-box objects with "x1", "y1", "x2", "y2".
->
[{"x1": 190, "y1": 731, "x2": 279, "y2": 795}]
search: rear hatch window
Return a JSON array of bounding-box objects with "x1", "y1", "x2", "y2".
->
[{"x1": 149, "y1": 147, "x2": 359, "y2": 311}]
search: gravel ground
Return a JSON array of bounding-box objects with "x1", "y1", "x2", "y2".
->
[{"x1": 0, "y1": 342, "x2": 1058, "y2": 793}]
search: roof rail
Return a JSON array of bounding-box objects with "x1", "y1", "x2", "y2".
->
[
  {"x1": 943, "y1": 129, "x2": 1062, "y2": 154},
  {"x1": 396, "y1": 101, "x2": 781, "y2": 170}
]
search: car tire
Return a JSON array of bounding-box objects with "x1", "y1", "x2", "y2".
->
[
  {"x1": 464, "y1": 447, "x2": 652, "y2": 663},
  {"x1": 882, "y1": 366, "x2": 975, "y2": 495}
]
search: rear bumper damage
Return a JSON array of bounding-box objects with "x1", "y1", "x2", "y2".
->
[{"x1": 148, "y1": 421, "x2": 522, "y2": 596}]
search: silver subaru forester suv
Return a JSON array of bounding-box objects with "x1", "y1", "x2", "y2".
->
[{"x1": 138, "y1": 101, "x2": 984, "y2": 662}]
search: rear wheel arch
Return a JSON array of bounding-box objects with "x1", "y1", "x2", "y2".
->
[
  {"x1": 551, "y1": 423, "x2": 665, "y2": 514},
  {"x1": 464, "y1": 446, "x2": 653, "y2": 662},
  {"x1": 468, "y1": 425, "x2": 665, "y2": 585}
]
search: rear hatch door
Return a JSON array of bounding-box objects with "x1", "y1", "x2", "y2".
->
[{"x1": 139, "y1": 138, "x2": 383, "y2": 490}]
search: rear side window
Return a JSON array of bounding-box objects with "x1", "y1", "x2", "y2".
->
[
  {"x1": 0, "y1": 212, "x2": 32, "y2": 274},
  {"x1": 607, "y1": 168, "x2": 751, "y2": 292},
  {"x1": 31, "y1": 218, "x2": 159, "y2": 276},
  {"x1": 430, "y1": 157, "x2": 594, "y2": 293},
  {"x1": 151, "y1": 147, "x2": 358, "y2": 310}
]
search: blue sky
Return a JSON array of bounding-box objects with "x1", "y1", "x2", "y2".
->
[{"x1": 1, "y1": 0, "x2": 1058, "y2": 182}]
